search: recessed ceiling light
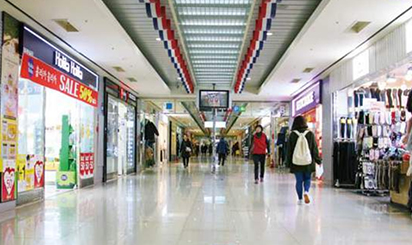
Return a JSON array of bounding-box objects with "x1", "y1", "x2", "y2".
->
[
  {"x1": 350, "y1": 21, "x2": 371, "y2": 34},
  {"x1": 156, "y1": 37, "x2": 162, "y2": 41},
  {"x1": 53, "y1": 19, "x2": 79, "y2": 32},
  {"x1": 246, "y1": 77, "x2": 251, "y2": 81},
  {"x1": 267, "y1": 32, "x2": 273, "y2": 36},
  {"x1": 112, "y1": 66, "x2": 125, "y2": 72},
  {"x1": 303, "y1": 67, "x2": 314, "y2": 73}
]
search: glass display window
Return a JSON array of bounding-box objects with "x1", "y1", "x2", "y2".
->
[
  {"x1": 105, "y1": 94, "x2": 137, "y2": 180},
  {"x1": 18, "y1": 78, "x2": 96, "y2": 197}
]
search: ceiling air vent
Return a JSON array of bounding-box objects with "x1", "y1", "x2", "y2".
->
[
  {"x1": 350, "y1": 21, "x2": 371, "y2": 33},
  {"x1": 290, "y1": 78, "x2": 301, "y2": 84},
  {"x1": 127, "y1": 77, "x2": 138, "y2": 83},
  {"x1": 303, "y1": 68, "x2": 314, "y2": 73},
  {"x1": 112, "y1": 66, "x2": 125, "y2": 72},
  {"x1": 53, "y1": 19, "x2": 79, "y2": 32}
]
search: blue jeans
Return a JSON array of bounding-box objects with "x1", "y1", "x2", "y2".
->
[{"x1": 294, "y1": 172, "x2": 312, "y2": 200}]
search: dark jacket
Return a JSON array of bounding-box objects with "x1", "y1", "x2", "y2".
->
[
  {"x1": 217, "y1": 139, "x2": 228, "y2": 154},
  {"x1": 286, "y1": 128, "x2": 321, "y2": 173},
  {"x1": 180, "y1": 140, "x2": 192, "y2": 158},
  {"x1": 144, "y1": 121, "x2": 159, "y2": 141}
]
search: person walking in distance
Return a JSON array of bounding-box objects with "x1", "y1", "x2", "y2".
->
[
  {"x1": 250, "y1": 125, "x2": 270, "y2": 184},
  {"x1": 217, "y1": 137, "x2": 229, "y2": 166},
  {"x1": 286, "y1": 116, "x2": 322, "y2": 205},
  {"x1": 180, "y1": 134, "x2": 192, "y2": 169}
]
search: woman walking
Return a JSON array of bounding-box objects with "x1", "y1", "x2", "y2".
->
[
  {"x1": 286, "y1": 116, "x2": 322, "y2": 205},
  {"x1": 180, "y1": 134, "x2": 192, "y2": 169},
  {"x1": 250, "y1": 125, "x2": 270, "y2": 184}
]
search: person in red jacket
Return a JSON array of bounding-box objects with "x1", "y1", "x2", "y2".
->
[{"x1": 250, "y1": 125, "x2": 270, "y2": 184}]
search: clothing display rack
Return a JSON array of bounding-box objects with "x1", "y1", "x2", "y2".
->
[{"x1": 333, "y1": 139, "x2": 357, "y2": 188}]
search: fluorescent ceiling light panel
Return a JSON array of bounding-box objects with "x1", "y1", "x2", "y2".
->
[
  {"x1": 188, "y1": 43, "x2": 240, "y2": 48},
  {"x1": 186, "y1": 36, "x2": 243, "y2": 42},
  {"x1": 183, "y1": 28, "x2": 244, "y2": 35},
  {"x1": 181, "y1": 19, "x2": 245, "y2": 26},
  {"x1": 205, "y1": 121, "x2": 227, "y2": 128},
  {"x1": 191, "y1": 55, "x2": 238, "y2": 60},
  {"x1": 175, "y1": 0, "x2": 251, "y2": 4},
  {"x1": 178, "y1": 7, "x2": 248, "y2": 16},
  {"x1": 192, "y1": 60, "x2": 237, "y2": 64},
  {"x1": 190, "y1": 49, "x2": 238, "y2": 54},
  {"x1": 195, "y1": 69, "x2": 235, "y2": 72},
  {"x1": 193, "y1": 64, "x2": 236, "y2": 68}
]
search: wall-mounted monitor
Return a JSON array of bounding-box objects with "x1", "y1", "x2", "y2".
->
[{"x1": 198, "y1": 90, "x2": 230, "y2": 111}]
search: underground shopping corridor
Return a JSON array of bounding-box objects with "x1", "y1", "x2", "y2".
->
[
  {"x1": 1, "y1": 158, "x2": 412, "y2": 245},
  {"x1": 1, "y1": 0, "x2": 412, "y2": 244}
]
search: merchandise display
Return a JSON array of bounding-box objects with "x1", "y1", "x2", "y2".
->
[{"x1": 333, "y1": 62, "x2": 412, "y2": 200}]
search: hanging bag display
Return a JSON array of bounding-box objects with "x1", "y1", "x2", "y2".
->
[{"x1": 292, "y1": 130, "x2": 312, "y2": 166}]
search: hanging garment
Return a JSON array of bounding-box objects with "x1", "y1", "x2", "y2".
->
[
  {"x1": 333, "y1": 141, "x2": 358, "y2": 186},
  {"x1": 144, "y1": 121, "x2": 159, "y2": 142}
]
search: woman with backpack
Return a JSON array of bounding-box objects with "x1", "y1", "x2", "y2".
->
[{"x1": 286, "y1": 116, "x2": 322, "y2": 205}]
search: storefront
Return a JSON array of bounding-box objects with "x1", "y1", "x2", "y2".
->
[
  {"x1": 326, "y1": 17, "x2": 412, "y2": 208},
  {"x1": 291, "y1": 81, "x2": 323, "y2": 156},
  {"x1": 272, "y1": 104, "x2": 290, "y2": 167},
  {"x1": 104, "y1": 78, "x2": 137, "y2": 182},
  {"x1": 1, "y1": 19, "x2": 99, "y2": 204},
  {"x1": 332, "y1": 52, "x2": 412, "y2": 197}
]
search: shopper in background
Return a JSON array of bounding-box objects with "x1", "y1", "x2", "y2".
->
[
  {"x1": 250, "y1": 125, "x2": 270, "y2": 184},
  {"x1": 217, "y1": 137, "x2": 229, "y2": 166},
  {"x1": 286, "y1": 116, "x2": 322, "y2": 205},
  {"x1": 180, "y1": 134, "x2": 192, "y2": 169},
  {"x1": 232, "y1": 142, "x2": 240, "y2": 156}
]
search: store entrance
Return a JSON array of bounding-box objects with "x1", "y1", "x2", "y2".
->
[
  {"x1": 106, "y1": 95, "x2": 136, "y2": 181},
  {"x1": 302, "y1": 105, "x2": 323, "y2": 156},
  {"x1": 19, "y1": 81, "x2": 96, "y2": 198}
]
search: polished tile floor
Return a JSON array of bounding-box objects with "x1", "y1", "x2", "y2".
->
[{"x1": 1, "y1": 157, "x2": 412, "y2": 245}]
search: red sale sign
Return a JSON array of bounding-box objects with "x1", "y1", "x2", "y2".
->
[
  {"x1": 20, "y1": 54, "x2": 98, "y2": 107},
  {"x1": 80, "y1": 153, "x2": 94, "y2": 179}
]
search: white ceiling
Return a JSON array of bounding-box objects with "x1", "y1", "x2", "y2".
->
[
  {"x1": 260, "y1": 0, "x2": 412, "y2": 99},
  {"x1": 9, "y1": 0, "x2": 171, "y2": 96}
]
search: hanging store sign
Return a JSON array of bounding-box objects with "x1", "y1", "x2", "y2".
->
[
  {"x1": 20, "y1": 54, "x2": 98, "y2": 107},
  {"x1": 22, "y1": 26, "x2": 99, "y2": 90},
  {"x1": 353, "y1": 49, "x2": 369, "y2": 80},
  {"x1": 292, "y1": 81, "x2": 322, "y2": 117},
  {"x1": 104, "y1": 78, "x2": 137, "y2": 105},
  {"x1": 54, "y1": 51, "x2": 83, "y2": 80}
]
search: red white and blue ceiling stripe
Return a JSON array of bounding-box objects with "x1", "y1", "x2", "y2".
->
[
  {"x1": 234, "y1": 0, "x2": 282, "y2": 94},
  {"x1": 139, "y1": 0, "x2": 194, "y2": 93}
]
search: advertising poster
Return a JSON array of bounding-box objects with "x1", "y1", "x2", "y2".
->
[
  {"x1": 33, "y1": 156, "x2": 44, "y2": 188},
  {"x1": 0, "y1": 13, "x2": 20, "y2": 202},
  {"x1": 1, "y1": 119, "x2": 17, "y2": 160},
  {"x1": 1, "y1": 14, "x2": 19, "y2": 120},
  {"x1": 2, "y1": 160, "x2": 16, "y2": 201},
  {"x1": 17, "y1": 154, "x2": 43, "y2": 193},
  {"x1": 79, "y1": 152, "x2": 94, "y2": 179}
]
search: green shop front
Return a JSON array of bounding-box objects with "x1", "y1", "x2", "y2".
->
[{"x1": 13, "y1": 24, "x2": 99, "y2": 203}]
